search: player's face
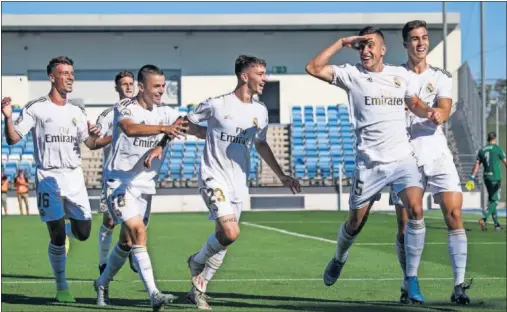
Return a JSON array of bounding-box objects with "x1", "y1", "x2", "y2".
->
[
  {"x1": 139, "y1": 74, "x2": 165, "y2": 105},
  {"x1": 405, "y1": 27, "x2": 429, "y2": 60},
  {"x1": 358, "y1": 34, "x2": 386, "y2": 71},
  {"x1": 244, "y1": 65, "x2": 267, "y2": 95},
  {"x1": 116, "y1": 77, "x2": 135, "y2": 99},
  {"x1": 50, "y1": 64, "x2": 74, "y2": 94}
]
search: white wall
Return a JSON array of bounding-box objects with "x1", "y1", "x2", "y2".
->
[
  {"x1": 2, "y1": 29, "x2": 460, "y2": 123},
  {"x1": 1, "y1": 191, "x2": 482, "y2": 216}
]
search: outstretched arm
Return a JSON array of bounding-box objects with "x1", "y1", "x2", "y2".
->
[{"x1": 255, "y1": 140, "x2": 301, "y2": 194}]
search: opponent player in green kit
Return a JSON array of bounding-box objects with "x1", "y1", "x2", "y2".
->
[{"x1": 467, "y1": 132, "x2": 507, "y2": 231}]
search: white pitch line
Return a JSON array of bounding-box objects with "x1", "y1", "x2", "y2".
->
[
  {"x1": 2, "y1": 277, "x2": 505, "y2": 285},
  {"x1": 241, "y1": 222, "x2": 506, "y2": 245}
]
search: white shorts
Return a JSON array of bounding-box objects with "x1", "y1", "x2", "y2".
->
[
  {"x1": 36, "y1": 167, "x2": 92, "y2": 223},
  {"x1": 389, "y1": 149, "x2": 462, "y2": 206},
  {"x1": 199, "y1": 177, "x2": 242, "y2": 220},
  {"x1": 106, "y1": 180, "x2": 152, "y2": 226},
  {"x1": 349, "y1": 155, "x2": 423, "y2": 210}
]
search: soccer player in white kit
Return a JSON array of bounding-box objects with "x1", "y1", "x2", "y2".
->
[
  {"x1": 93, "y1": 65, "x2": 187, "y2": 311},
  {"x1": 95, "y1": 71, "x2": 137, "y2": 276},
  {"x1": 389, "y1": 20, "x2": 470, "y2": 305},
  {"x1": 1, "y1": 56, "x2": 103, "y2": 303},
  {"x1": 183, "y1": 55, "x2": 301, "y2": 309},
  {"x1": 306, "y1": 26, "x2": 444, "y2": 303}
]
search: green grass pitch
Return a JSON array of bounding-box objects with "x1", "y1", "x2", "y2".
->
[{"x1": 2, "y1": 210, "x2": 506, "y2": 311}]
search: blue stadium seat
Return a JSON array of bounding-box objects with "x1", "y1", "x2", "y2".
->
[
  {"x1": 10, "y1": 146, "x2": 23, "y2": 155},
  {"x1": 295, "y1": 163, "x2": 306, "y2": 178},
  {"x1": 182, "y1": 165, "x2": 194, "y2": 180},
  {"x1": 293, "y1": 119, "x2": 303, "y2": 127},
  {"x1": 316, "y1": 123, "x2": 327, "y2": 133},
  {"x1": 306, "y1": 158, "x2": 318, "y2": 178}
]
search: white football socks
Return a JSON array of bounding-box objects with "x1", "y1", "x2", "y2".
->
[
  {"x1": 448, "y1": 229, "x2": 467, "y2": 286},
  {"x1": 98, "y1": 224, "x2": 114, "y2": 266},
  {"x1": 405, "y1": 218, "x2": 426, "y2": 277},
  {"x1": 334, "y1": 223, "x2": 356, "y2": 263},
  {"x1": 194, "y1": 233, "x2": 227, "y2": 265},
  {"x1": 48, "y1": 243, "x2": 68, "y2": 291}
]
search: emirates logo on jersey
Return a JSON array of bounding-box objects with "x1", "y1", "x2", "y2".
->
[{"x1": 426, "y1": 82, "x2": 435, "y2": 93}]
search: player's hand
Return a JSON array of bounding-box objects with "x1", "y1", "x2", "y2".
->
[
  {"x1": 87, "y1": 121, "x2": 101, "y2": 137},
  {"x1": 1, "y1": 97, "x2": 13, "y2": 119},
  {"x1": 428, "y1": 110, "x2": 444, "y2": 125},
  {"x1": 341, "y1": 36, "x2": 370, "y2": 49},
  {"x1": 280, "y1": 175, "x2": 301, "y2": 194},
  {"x1": 145, "y1": 146, "x2": 163, "y2": 168},
  {"x1": 163, "y1": 117, "x2": 189, "y2": 139},
  {"x1": 465, "y1": 177, "x2": 475, "y2": 191}
]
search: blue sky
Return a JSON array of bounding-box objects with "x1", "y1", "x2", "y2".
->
[{"x1": 2, "y1": 1, "x2": 506, "y2": 80}]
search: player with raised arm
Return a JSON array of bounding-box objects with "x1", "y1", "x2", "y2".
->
[
  {"x1": 467, "y1": 132, "x2": 507, "y2": 231},
  {"x1": 389, "y1": 20, "x2": 471, "y2": 305},
  {"x1": 1, "y1": 56, "x2": 103, "y2": 303},
  {"x1": 95, "y1": 71, "x2": 137, "y2": 276},
  {"x1": 93, "y1": 65, "x2": 187, "y2": 311},
  {"x1": 306, "y1": 26, "x2": 443, "y2": 304},
  {"x1": 148, "y1": 55, "x2": 300, "y2": 310}
]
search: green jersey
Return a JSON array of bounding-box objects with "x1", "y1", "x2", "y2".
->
[{"x1": 477, "y1": 144, "x2": 506, "y2": 181}]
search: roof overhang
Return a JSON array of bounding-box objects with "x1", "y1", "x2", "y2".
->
[{"x1": 1, "y1": 13, "x2": 460, "y2": 32}]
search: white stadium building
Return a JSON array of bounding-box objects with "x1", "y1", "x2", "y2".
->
[{"x1": 2, "y1": 12, "x2": 479, "y2": 213}]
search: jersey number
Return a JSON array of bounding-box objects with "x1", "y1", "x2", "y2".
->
[
  {"x1": 484, "y1": 151, "x2": 490, "y2": 167},
  {"x1": 38, "y1": 192, "x2": 50, "y2": 208},
  {"x1": 353, "y1": 179, "x2": 364, "y2": 196},
  {"x1": 204, "y1": 188, "x2": 226, "y2": 206}
]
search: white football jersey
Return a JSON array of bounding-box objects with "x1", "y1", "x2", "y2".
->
[
  {"x1": 104, "y1": 97, "x2": 179, "y2": 194},
  {"x1": 187, "y1": 92, "x2": 269, "y2": 202},
  {"x1": 13, "y1": 96, "x2": 89, "y2": 170},
  {"x1": 95, "y1": 107, "x2": 114, "y2": 167},
  {"x1": 331, "y1": 63, "x2": 418, "y2": 163},
  {"x1": 402, "y1": 64, "x2": 453, "y2": 166}
]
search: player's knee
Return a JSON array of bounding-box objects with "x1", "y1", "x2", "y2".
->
[
  {"x1": 218, "y1": 227, "x2": 240, "y2": 246},
  {"x1": 118, "y1": 239, "x2": 132, "y2": 251},
  {"x1": 50, "y1": 230, "x2": 67, "y2": 245},
  {"x1": 407, "y1": 202, "x2": 423, "y2": 220},
  {"x1": 72, "y1": 220, "x2": 92, "y2": 241},
  {"x1": 131, "y1": 225, "x2": 147, "y2": 245}
]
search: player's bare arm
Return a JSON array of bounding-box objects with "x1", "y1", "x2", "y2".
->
[
  {"x1": 89, "y1": 135, "x2": 112, "y2": 150},
  {"x1": 434, "y1": 97, "x2": 452, "y2": 122},
  {"x1": 143, "y1": 117, "x2": 192, "y2": 168},
  {"x1": 1, "y1": 97, "x2": 22, "y2": 145},
  {"x1": 254, "y1": 140, "x2": 301, "y2": 194},
  {"x1": 119, "y1": 117, "x2": 187, "y2": 138},
  {"x1": 405, "y1": 95, "x2": 443, "y2": 124},
  {"x1": 306, "y1": 36, "x2": 369, "y2": 83}
]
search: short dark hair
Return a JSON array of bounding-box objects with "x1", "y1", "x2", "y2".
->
[
  {"x1": 137, "y1": 65, "x2": 164, "y2": 84},
  {"x1": 402, "y1": 20, "x2": 428, "y2": 42},
  {"x1": 358, "y1": 26, "x2": 385, "y2": 41},
  {"x1": 235, "y1": 55, "x2": 267, "y2": 77},
  {"x1": 46, "y1": 56, "x2": 74, "y2": 76},
  {"x1": 487, "y1": 132, "x2": 497, "y2": 142},
  {"x1": 115, "y1": 71, "x2": 134, "y2": 85}
]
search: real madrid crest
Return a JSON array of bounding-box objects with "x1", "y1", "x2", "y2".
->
[
  {"x1": 426, "y1": 82, "x2": 435, "y2": 93},
  {"x1": 71, "y1": 118, "x2": 77, "y2": 126},
  {"x1": 253, "y1": 117, "x2": 258, "y2": 127},
  {"x1": 393, "y1": 78, "x2": 401, "y2": 88}
]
